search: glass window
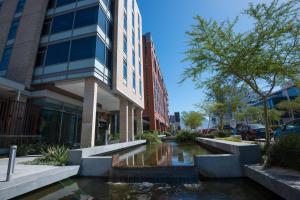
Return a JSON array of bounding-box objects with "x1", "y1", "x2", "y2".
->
[
  {"x1": 138, "y1": 44, "x2": 141, "y2": 58},
  {"x1": 74, "y1": 6, "x2": 98, "y2": 28},
  {"x1": 107, "y1": 23, "x2": 113, "y2": 41},
  {"x1": 103, "y1": 0, "x2": 109, "y2": 7},
  {"x1": 7, "y1": 18, "x2": 20, "y2": 40},
  {"x1": 124, "y1": 0, "x2": 127, "y2": 9},
  {"x1": 123, "y1": 12, "x2": 127, "y2": 30},
  {"x1": 98, "y1": 7, "x2": 107, "y2": 33},
  {"x1": 0, "y1": 1, "x2": 3, "y2": 12},
  {"x1": 15, "y1": 0, "x2": 26, "y2": 13},
  {"x1": 48, "y1": 0, "x2": 56, "y2": 9},
  {"x1": 139, "y1": 79, "x2": 142, "y2": 96},
  {"x1": 56, "y1": 0, "x2": 75, "y2": 7},
  {"x1": 139, "y1": 61, "x2": 141, "y2": 76},
  {"x1": 132, "y1": 50, "x2": 135, "y2": 66},
  {"x1": 123, "y1": 34, "x2": 127, "y2": 54},
  {"x1": 132, "y1": 29, "x2": 135, "y2": 46},
  {"x1": 132, "y1": 12, "x2": 135, "y2": 28},
  {"x1": 42, "y1": 18, "x2": 52, "y2": 36},
  {"x1": 96, "y1": 37, "x2": 106, "y2": 64},
  {"x1": 106, "y1": 48, "x2": 112, "y2": 69},
  {"x1": 0, "y1": 47, "x2": 13, "y2": 70},
  {"x1": 45, "y1": 41, "x2": 70, "y2": 65},
  {"x1": 35, "y1": 47, "x2": 47, "y2": 66},
  {"x1": 70, "y1": 36, "x2": 96, "y2": 61},
  {"x1": 132, "y1": 0, "x2": 134, "y2": 10},
  {"x1": 39, "y1": 109, "x2": 61, "y2": 144},
  {"x1": 132, "y1": 71, "x2": 136, "y2": 89},
  {"x1": 51, "y1": 12, "x2": 74, "y2": 34},
  {"x1": 123, "y1": 60, "x2": 127, "y2": 81}
]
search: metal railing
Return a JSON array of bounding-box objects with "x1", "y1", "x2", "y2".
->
[{"x1": 0, "y1": 100, "x2": 40, "y2": 148}]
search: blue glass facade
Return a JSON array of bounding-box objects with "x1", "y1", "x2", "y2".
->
[{"x1": 33, "y1": 0, "x2": 114, "y2": 86}]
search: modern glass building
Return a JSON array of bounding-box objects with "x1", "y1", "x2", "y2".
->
[{"x1": 0, "y1": 0, "x2": 144, "y2": 149}]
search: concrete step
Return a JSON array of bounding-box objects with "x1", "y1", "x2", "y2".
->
[
  {"x1": 109, "y1": 166, "x2": 199, "y2": 183},
  {"x1": 0, "y1": 165, "x2": 79, "y2": 200}
]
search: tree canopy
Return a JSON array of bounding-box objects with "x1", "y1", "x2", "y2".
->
[
  {"x1": 182, "y1": 0, "x2": 300, "y2": 147},
  {"x1": 182, "y1": 111, "x2": 205, "y2": 129}
]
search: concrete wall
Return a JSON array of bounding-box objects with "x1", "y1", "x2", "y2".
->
[
  {"x1": 196, "y1": 138, "x2": 261, "y2": 164},
  {"x1": 195, "y1": 154, "x2": 242, "y2": 178},
  {"x1": 112, "y1": 0, "x2": 144, "y2": 109},
  {"x1": 5, "y1": 0, "x2": 48, "y2": 88},
  {"x1": 80, "y1": 156, "x2": 112, "y2": 177},
  {"x1": 69, "y1": 140, "x2": 146, "y2": 165},
  {"x1": 195, "y1": 138, "x2": 261, "y2": 178},
  {"x1": 0, "y1": 0, "x2": 18, "y2": 70}
]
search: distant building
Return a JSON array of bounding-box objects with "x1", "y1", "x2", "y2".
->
[
  {"x1": 169, "y1": 112, "x2": 181, "y2": 132},
  {"x1": 242, "y1": 83, "x2": 300, "y2": 123},
  {"x1": 142, "y1": 33, "x2": 169, "y2": 132}
]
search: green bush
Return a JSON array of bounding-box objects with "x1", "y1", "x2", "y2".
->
[
  {"x1": 137, "y1": 131, "x2": 162, "y2": 144},
  {"x1": 268, "y1": 134, "x2": 300, "y2": 171},
  {"x1": 24, "y1": 146, "x2": 69, "y2": 166},
  {"x1": 219, "y1": 136, "x2": 242, "y2": 142},
  {"x1": 164, "y1": 131, "x2": 172, "y2": 136},
  {"x1": 17, "y1": 144, "x2": 46, "y2": 156},
  {"x1": 176, "y1": 130, "x2": 197, "y2": 142}
]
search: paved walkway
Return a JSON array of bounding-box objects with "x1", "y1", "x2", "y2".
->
[
  {"x1": 245, "y1": 165, "x2": 300, "y2": 200},
  {"x1": 0, "y1": 157, "x2": 79, "y2": 199}
]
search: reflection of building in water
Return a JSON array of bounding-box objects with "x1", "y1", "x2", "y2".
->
[
  {"x1": 37, "y1": 182, "x2": 93, "y2": 200},
  {"x1": 113, "y1": 143, "x2": 174, "y2": 167}
]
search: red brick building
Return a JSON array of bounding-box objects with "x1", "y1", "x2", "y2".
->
[{"x1": 142, "y1": 33, "x2": 169, "y2": 132}]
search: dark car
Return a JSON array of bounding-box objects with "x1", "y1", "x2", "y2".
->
[
  {"x1": 201, "y1": 128, "x2": 218, "y2": 135},
  {"x1": 274, "y1": 119, "x2": 300, "y2": 139},
  {"x1": 237, "y1": 123, "x2": 268, "y2": 140}
]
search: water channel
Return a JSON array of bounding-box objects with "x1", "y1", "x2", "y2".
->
[{"x1": 17, "y1": 141, "x2": 282, "y2": 200}]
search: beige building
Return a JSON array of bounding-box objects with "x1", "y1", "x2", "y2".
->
[{"x1": 0, "y1": 0, "x2": 144, "y2": 149}]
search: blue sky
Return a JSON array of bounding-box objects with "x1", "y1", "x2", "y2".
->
[{"x1": 138, "y1": 0, "x2": 275, "y2": 115}]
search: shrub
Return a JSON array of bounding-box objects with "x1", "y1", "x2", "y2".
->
[
  {"x1": 219, "y1": 136, "x2": 242, "y2": 142},
  {"x1": 176, "y1": 130, "x2": 197, "y2": 142},
  {"x1": 267, "y1": 134, "x2": 300, "y2": 171},
  {"x1": 137, "y1": 131, "x2": 162, "y2": 144},
  {"x1": 17, "y1": 144, "x2": 46, "y2": 156},
  {"x1": 24, "y1": 146, "x2": 69, "y2": 166},
  {"x1": 164, "y1": 131, "x2": 172, "y2": 136}
]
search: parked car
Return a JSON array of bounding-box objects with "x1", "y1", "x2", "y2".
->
[
  {"x1": 237, "y1": 123, "x2": 271, "y2": 140},
  {"x1": 201, "y1": 128, "x2": 218, "y2": 135},
  {"x1": 274, "y1": 119, "x2": 300, "y2": 139}
]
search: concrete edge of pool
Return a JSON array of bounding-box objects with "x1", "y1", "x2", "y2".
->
[
  {"x1": 2, "y1": 138, "x2": 299, "y2": 199},
  {"x1": 194, "y1": 137, "x2": 261, "y2": 178}
]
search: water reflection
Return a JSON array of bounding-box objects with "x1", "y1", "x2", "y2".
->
[
  {"x1": 111, "y1": 141, "x2": 212, "y2": 167},
  {"x1": 17, "y1": 178, "x2": 282, "y2": 200}
]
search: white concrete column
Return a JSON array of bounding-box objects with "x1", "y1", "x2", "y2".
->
[
  {"x1": 136, "y1": 109, "x2": 143, "y2": 137},
  {"x1": 80, "y1": 78, "x2": 98, "y2": 148},
  {"x1": 120, "y1": 99, "x2": 128, "y2": 142},
  {"x1": 128, "y1": 104, "x2": 135, "y2": 141}
]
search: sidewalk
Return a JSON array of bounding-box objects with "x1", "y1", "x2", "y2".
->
[
  {"x1": 0, "y1": 157, "x2": 79, "y2": 199},
  {"x1": 245, "y1": 165, "x2": 300, "y2": 200}
]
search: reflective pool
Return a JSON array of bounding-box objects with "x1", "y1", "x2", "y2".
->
[
  {"x1": 109, "y1": 141, "x2": 213, "y2": 167},
  {"x1": 18, "y1": 177, "x2": 282, "y2": 200}
]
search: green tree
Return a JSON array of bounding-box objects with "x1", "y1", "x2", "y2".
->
[
  {"x1": 201, "y1": 81, "x2": 247, "y2": 130},
  {"x1": 182, "y1": 111, "x2": 205, "y2": 130},
  {"x1": 277, "y1": 97, "x2": 300, "y2": 119},
  {"x1": 235, "y1": 106, "x2": 262, "y2": 123},
  {"x1": 181, "y1": 0, "x2": 300, "y2": 148},
  {"x1": 267, "y1": 109, "x2": 284, "y2": 125}
]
